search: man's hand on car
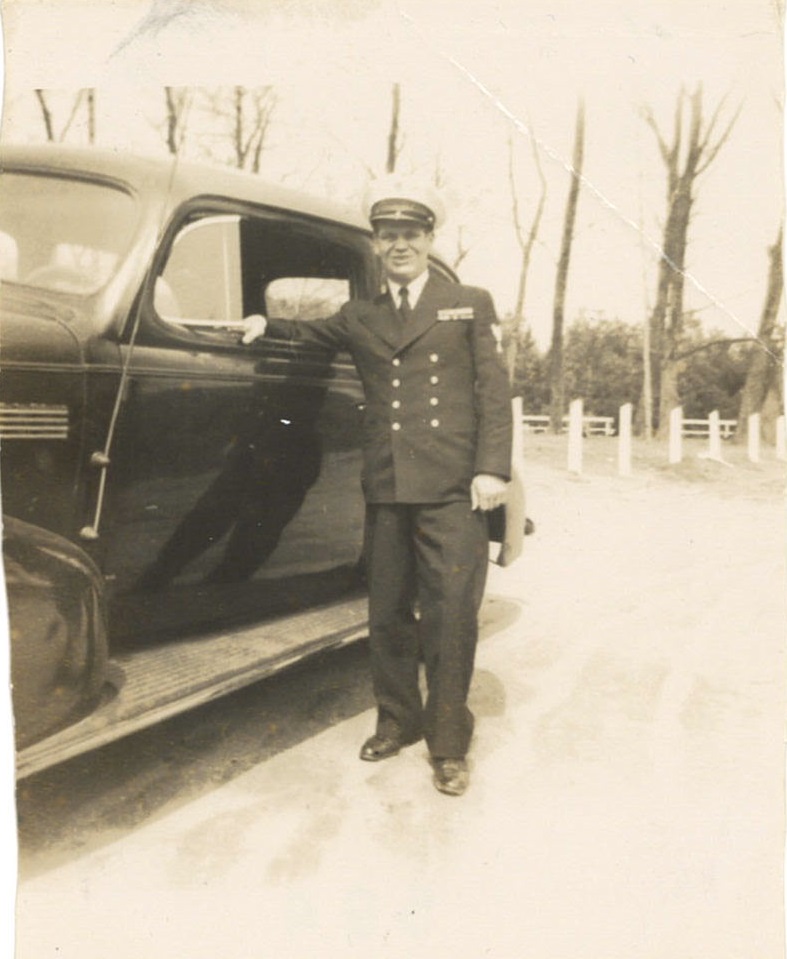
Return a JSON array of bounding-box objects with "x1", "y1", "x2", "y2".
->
[
  {"x1": 470, "y1": 473, "x2": 509, "y2": 511},
  {"x1": 241, "y1": 314, "x2": 268, "y2": 344}
]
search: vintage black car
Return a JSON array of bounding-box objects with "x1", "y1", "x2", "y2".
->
[{"x1": 0, "y1": 144, "x2": 466, "y2": 774}]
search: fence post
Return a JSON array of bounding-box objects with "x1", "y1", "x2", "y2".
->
[
  {"x1": 708, "y1": 409, "x2": 722, "y2": 460},
  {"x1": 747, "y1": 412, "x2": 761, "y2": 464},
  {"x1": 776, "y1": 415, "x2": 786, "y2": 461},
  {"x1": 668, "y1": 406, "x2": 683, "y2": 464},
  {"x1": 618, "y1": 403, "x2": 632, "y2": 476},
  {"x1": 567, "y1": 398, "x2": 583, "y2": 475}
]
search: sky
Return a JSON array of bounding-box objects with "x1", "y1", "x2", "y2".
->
[{"x1": 0, "y1": 0, "x2": 784, "y2": 349}]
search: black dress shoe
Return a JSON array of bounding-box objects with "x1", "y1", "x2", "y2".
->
[
  {"x1": 359, "y1": 733, "x2": 417, "y2": 762},
  {"x1": 432, "y1": 758, "x2": 469, "y2": 796}
]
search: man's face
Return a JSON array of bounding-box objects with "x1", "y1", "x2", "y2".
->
[{"x1": 372, "y1": 221, "x2": 434, "y2": 285}]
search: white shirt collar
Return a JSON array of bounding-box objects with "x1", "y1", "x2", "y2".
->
[{"x1": 387, "y1": 269, "x2": 429, "y2": 309}]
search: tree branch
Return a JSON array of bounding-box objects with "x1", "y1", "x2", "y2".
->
[
  {"x1": 86, "y1": 89, "x2": 96, "y2": 144},
  {"x1": 164, "y1": 86, "x2": 191, "y2": 155},
  {"x1": 697, "y1": 88, "x2": 729, "y2": 149},
  {"x1": 674, "y1": 336, "x2": 755, "y2": 361},
  {"x1": 515, "y1": 136, "x2": 547, "y2": 318},
  {"x1": 386, "y1": 82, "x2": 401, "y2": 173},
  {"x1": 507, "y1": 136, "x2": 526, "y2": 250},
  {"x1": 452, "y1": 225, "x2": 470, "y2": 271},
  {"x1": 34, "y1": 89, "x2": 55, "y2": 141},
  {"x1": 640, "y1": 106, "x2": 671, "y2": 164},
  {"x1": 696, "y1": 101, "x2": 742, "y2": 175},
  {"x1": 59, "y1": 90, "x2": 85, "y2": 141}
]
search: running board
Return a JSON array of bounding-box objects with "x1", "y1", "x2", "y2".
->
[{"x1": 16, "y1": 596, "x2": 369, "y2": 779}]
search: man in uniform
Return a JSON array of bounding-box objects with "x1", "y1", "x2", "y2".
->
[{"x1": 242, "y1": 176, "x2": 511, "y2": 795}]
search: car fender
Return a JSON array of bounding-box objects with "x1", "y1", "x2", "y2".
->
[{"x1": 3, "y1": 515, "x2": 109, "y2": 749}]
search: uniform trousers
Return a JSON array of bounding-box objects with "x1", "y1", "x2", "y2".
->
[{"x1": 366, "y1": 500, "x2": 489, "y2": 759}]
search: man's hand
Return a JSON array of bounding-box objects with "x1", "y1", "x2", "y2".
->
[
  {"x1": 241, "y1": 314, "x2": 268, "y2": 345},
  {"x1": 470, "y1": 473, "x2": 509, "y2": 511}
]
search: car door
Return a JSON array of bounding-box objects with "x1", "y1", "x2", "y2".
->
[{"x1": 101, "y1": 204, "x2": 371, "y2": 644}]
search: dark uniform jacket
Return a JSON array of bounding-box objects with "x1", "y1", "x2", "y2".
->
[{"x1": 265, "y1": 271, "x2": 512, "y2": 504}]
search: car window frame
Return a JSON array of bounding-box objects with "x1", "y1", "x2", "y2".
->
[
  {"x1": 136, "y1": 197, "x2": 378, "y2": 352},
  {"x1": 0, "y1": 167, "x2": 143, "y2": 299}
]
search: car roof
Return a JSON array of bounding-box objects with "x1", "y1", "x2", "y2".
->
[
  {"x1": 0, "y1": 142, "x2": 371, "y2": 232},
  {"x1": 0, "y1": 143, "x2": 457, "y2": 278}
]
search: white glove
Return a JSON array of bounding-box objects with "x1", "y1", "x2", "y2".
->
[
  {"x1": 241, "y1": 314, "x2": 268, "y2": 344},
  {"x1": 470, "y1": 473, "x2": 509, "y2": 511}
]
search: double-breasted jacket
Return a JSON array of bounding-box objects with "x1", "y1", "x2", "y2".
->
[{"x1": 264, "y1": 271, "x2": 512, "y2": 504}]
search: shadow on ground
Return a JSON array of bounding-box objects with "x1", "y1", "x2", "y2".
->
[{"x1": 16, "y1": 595, "x2": 522, "y2": 875}]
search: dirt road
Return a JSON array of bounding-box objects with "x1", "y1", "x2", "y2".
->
[{"x1": 13, "y1": 444, "x2": 787, "y2": 958}]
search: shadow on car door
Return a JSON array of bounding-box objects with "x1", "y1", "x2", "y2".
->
[{"x1": 102, "y1": 209, "x2": 369, "y2": 645}]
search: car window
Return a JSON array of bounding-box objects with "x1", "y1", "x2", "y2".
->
[
  {"x1": 265, "y1": 276, "x2": 348, "y2": 320},
  {"x1": 0, "y1": 172, "x2": 138, "y2": 295},
  {"x1": 155, "y1": 214, "x2": 243, "y2": 325},
  {"x1": 154, "y1": 210, "x2": 365, "y2": 339}
]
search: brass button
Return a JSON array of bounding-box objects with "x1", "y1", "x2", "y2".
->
[
  {"x1": 392, "y1": 422, "x2": 401, "y2": 431},
  {"x1": 392, "y1": 358, "x2": 401, "y2": 367},
  {"x1": 429, "y1": 353, "x2": 439, "y2": 363},
  {"x1": 392, "y1": 378, "x2": 401, "y2": 388},
  {"x1": 392, "y1": 400, "x2": 401, "y2": 409},
  {"x1": 430, "y1": 418, "x2": 440, "y2": 428},
  {"x1": 430, "y1": 375, "x2": 439, "y2": 385},
  {"x1": 430, "y1": 397, "x2": 439, "y2": 406}
]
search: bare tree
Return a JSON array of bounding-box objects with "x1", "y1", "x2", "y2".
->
[
  {"x1": 181, "y1": 86, "x2": 275, "y2": 171},
  {"x1": 735, "y1": 225, "x2": 784, "y2": 441},
  {"x1": 549, "y1": 99, "x2": 585, "y2": 432},
  {"x1": 163, "y1": 86, "x2": 192, "y2": 155},
  {"x1": 641, "y1": 280, "x2": 655, "y2": 438},
  {"x1": 34, "y1": 90, "x2": 55, "y2": 141},
  {"x1": 385, "y1": 83, "x2": 403, "y2": 174},
  {"x1": 231, "y1": 86, "x2": 277, "y2": 173},
  {"x1": 85, "y1": 90, "x2": 96, "y2": 144},
  {"x1": 34, "y1": 89, "x2": 95, "y2": 143},
  {"x1": 642, "y1": 85, "x2": 740, "y2": 432},
  {"x1": 506, "y1": 130, "x2": 547, "y2": 381},
  {"x1": 636, "y1": 170, "x2": 655, "y2": 438},
  {"x1": 450, "y1": 225, "x2": 471, "y2": 273}
]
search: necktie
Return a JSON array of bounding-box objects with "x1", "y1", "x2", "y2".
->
[{"x1": 398, "y1": 286, "x2": 413, "y2": 324}]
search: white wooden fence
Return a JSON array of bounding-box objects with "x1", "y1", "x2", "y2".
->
[
  {"x1": 524, "y1": 404, "x2": 787, "y2": 475},
  {"x1": 523, "y1": 413, "x2": 736, "y2": 439},
  {"x1": 522, "y1": 413, "x2": 614, "y2": 435},
  {"x1": 666, "y1": 408, "x2": 786, "y2": 467},
  {"x1": 681, "y1": 418, "x2": 737, "y2": 439}
]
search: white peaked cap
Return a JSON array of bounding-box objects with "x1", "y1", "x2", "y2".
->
[{"x1": 362, "y1": 174, "x2": 446, "y2": 230}]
